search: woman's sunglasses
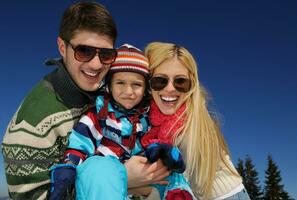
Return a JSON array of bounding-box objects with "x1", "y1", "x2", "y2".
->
[
  {"x1": 65, "y1": 41, "x2": 117, "y2": 64},
  {"x1": 149, "y1": 76, "x2": 191, "y2": 93}
]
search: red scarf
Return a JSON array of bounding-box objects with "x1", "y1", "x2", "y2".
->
[{"x1": 141, "y1": 100, "x2": 186, "y2": 147}]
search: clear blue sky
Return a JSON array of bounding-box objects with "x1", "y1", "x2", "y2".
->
[{"x1": 0, "y1": 0, "x2": 296, "y2": 198}]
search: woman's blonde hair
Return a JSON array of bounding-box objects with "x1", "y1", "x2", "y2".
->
[{"x1": 145, "y1": 42, "x2": 239, "y2": 198}]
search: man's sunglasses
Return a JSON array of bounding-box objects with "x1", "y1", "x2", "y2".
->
[
  {"x1": 149, "y1": 76, "x2": 191, "y2": 93},
  {"x1": 65, "y1": 41, "x2": 117, "y2": 64}
]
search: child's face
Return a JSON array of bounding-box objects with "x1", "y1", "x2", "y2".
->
[{"x1": 110, "y1": 72, "x2": 146, "y2": 109}]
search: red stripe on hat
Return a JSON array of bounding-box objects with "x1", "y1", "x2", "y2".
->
[
  {"x1": 111, "y1": 63, "x2": 149, "y2": 71},
  {"x1": 116, "y1": 54, "x2": 148, "y2": 62}
]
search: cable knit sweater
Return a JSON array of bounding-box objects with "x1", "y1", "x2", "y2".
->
[{"x1": 1, "y1": 59, "x2": 100, "y2": 199}]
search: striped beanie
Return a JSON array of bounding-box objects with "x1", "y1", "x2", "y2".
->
[{"x1": 109, "y1": 44, "x2": 149, "y2": 77}]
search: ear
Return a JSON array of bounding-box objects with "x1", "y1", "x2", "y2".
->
[{"x1": 57, "y1": 37, "x2": 66, "y2": 57}]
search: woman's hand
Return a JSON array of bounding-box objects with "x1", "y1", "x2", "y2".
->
[{"x1": 124, "y1": 155, "x2": 170, "y2": 188}]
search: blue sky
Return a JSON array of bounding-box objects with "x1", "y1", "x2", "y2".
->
[{"x1": 0, "y1": 0, "x2": 296, "y2": 198}]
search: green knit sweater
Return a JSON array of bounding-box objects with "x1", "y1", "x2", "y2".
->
[{"x1": 1, "y1": 59, "x2": 100, "y2": 200}]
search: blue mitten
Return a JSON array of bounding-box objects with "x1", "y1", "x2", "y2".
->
[
  {"x1": 49, "y1": 164, "x2": 76, "y2": 200},
  {"x1": 145, "y1": 143, "x2": 185, "y2": 173}
]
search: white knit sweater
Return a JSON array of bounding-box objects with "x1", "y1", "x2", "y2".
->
[{"x1": 208, "y1": 155, "x2": 243, "y2": 199}]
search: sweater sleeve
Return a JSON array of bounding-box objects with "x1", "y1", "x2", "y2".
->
[
  {"x1": 1, "y1": 79, "x2": 87, "y2": 199},
  {"x1": 209, "y1": 155, "x2": 243, "y2": 199}
]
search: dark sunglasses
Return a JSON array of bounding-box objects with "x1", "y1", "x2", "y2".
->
[
  {"x1": 149, "y1": 76, "x2": 191, "y2": 93},
  {"x1": 65, "y1": 41, "x2": 117, "y2": 64}
]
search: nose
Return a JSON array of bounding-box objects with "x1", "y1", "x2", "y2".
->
[
  {"x1": 125, "y1": 85, "x2": 134, "y2": 96},
  {"x1": 164, "y1": 79, "x2": 176, "y2": 92},
  {"x1": 87, "y1": 54, "x2": 105, "y2": 70}
]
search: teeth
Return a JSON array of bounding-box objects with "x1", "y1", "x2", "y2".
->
[
  {"x1": 84, "y1": 71, "x2": 98, "y2": 77},
  {"x1": 161, "y1": 96, "x2": 178, "y2": 102}
]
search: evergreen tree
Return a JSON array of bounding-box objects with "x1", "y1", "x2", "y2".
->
[
  {"x1": 244, "y1": 155, "x2": 262, "y2": 199},
  {"x1": 263, "y1": 155, "x2": 292, "y2": 200},
  {"x1": 236, "y1": 158, "x2": 246, "y2": 186}
]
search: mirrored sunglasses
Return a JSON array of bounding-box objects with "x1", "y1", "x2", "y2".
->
[
  {"x1": 149, "y1": 76, "x2": 191, "y2": 93},
  {"x1": 65, "y1": 41, "x2": 117, "y2": 64}
]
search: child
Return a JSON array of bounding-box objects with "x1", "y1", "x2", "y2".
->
[{"x1": 49, "y1": 44, "x2": 150, "y2": 199}]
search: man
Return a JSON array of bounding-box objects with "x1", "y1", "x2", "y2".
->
[
  {"x1": 1, "y1": 2, "x2": 117, "y2": 199},
  {"x1": 2, "y1": 2, "x2": 169, "y2": 199}
]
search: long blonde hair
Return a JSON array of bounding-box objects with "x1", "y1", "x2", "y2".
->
[{"x1": 145, "y1": 42, "x2": 239, "y2": 198}]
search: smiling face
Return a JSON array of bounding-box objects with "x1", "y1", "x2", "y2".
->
[
  {"x1": 151, "y1": 57, "x2": 190, "y2": 115},
  {"x1": 110, "y1": 72, "x2": 146, "y2": 109},
  {"x1": 58, "y1": 30, "x2": 114, "y2": 91}
]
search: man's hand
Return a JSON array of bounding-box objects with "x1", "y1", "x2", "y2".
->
[{"x1": 124, "y1": 155, "x2": 170, "y2": 188}]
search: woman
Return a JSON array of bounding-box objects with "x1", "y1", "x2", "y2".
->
[{"x1": 144, "y1": 42, "x2": 250, "y2": 199}]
